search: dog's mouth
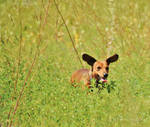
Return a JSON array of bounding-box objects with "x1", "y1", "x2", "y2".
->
[
  {"x1": 100, "y1": 78, "x2": 107, "y2": 83},
  {"x1": 96, "y1": 75, "x2": 107, "y2": 83}
]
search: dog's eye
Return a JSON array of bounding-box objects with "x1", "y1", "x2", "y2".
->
[
  {"x1": 97, "y1": 66, "x2": 101, "y2": 70},
  {"x1": 106, "y1": 67, "x2": 109, "y2": 71}
]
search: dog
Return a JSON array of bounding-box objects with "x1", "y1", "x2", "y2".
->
[{"x1": 71, "y1": 53, "x2": 119, "y2": 89}]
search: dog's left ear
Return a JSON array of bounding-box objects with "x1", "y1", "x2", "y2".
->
[
  {"x1": 82, "y1": 53, "x2": 97, "y2": 66},
  {"x1": 106, "y1": 54, "x2": 119, "y2": 65}
]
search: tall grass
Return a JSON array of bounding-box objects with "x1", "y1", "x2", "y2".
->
[{"x1": 0, "y1": 0, "x2": 150, "y2": 126}]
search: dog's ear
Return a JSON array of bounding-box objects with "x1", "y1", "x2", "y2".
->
[
  {"x1": 82, "y1": 54, "x2": 97, "y2": 66},
  {"x1": 106, "y1": 54, "x2": 119, "y2": 65}
]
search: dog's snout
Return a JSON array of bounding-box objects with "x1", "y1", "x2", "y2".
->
[{"x1": 104, "y1": 73, "x2": 108, "y2": 78}]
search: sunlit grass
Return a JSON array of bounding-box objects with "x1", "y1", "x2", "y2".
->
[{"x1": 0, "y1": 0, "x2": 150, "y2": 126}]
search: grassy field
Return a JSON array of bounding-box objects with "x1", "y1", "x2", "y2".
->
[{"x1": 0, "y1": 0, "x2": 150, "y2": 126}]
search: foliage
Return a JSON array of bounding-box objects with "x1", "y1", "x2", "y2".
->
[{"x1": 0, "y1": 0, "x2": 150, "y2": 126}]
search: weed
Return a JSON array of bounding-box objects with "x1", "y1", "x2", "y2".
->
[{"x1": 0, "y1": 0, "x2": 150, "y2": 127}]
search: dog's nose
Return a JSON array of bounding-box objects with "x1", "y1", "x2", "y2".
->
[{"x1": 104, "y1": 73, "x2": 108, "y2": 78}]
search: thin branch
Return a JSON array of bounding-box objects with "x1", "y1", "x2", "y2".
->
[
  {"x1": 6, "y1": 107, "x2": 12, "y2": 127},
  {"x1": 54, "y1": 0, "x2": 83, "y2": 67},
  {"x1": 9, "y1": 51, "x2": 38, "y2": 127},
  {"x1": 14, "y1": 14, "x2": 23, "y2": 93},
  {"x1": 7, "y1": 3, "x2": 23, "y2": 126},
  {"x1": 8, "y1": 0, "x2": 51, "y2": 126}
]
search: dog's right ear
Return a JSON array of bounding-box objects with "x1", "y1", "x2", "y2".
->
[
  {"x1": 82, "y1": 54, "x2": 97, "y2": 66},
  {"x1": 106, "y1": 54, "x2": 119, "y2": 65}
]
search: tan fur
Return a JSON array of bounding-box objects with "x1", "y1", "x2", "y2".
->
[
  {"x1": 71, "y1": 54, "x2": 119, "y2": 89},
  {"x1": 71, "y1": 69, "x2": 91, "y2": 88}
]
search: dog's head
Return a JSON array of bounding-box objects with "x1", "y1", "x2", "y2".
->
[{"x1": 82, "y1": 53, "x2": 119, "y2": 82}]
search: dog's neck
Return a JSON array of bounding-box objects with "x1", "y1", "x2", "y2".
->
[
  {"x1": 89, "y1": 67, "x2": 100, "y2": 81},
  {"x1": 89, "y1": 68, "x2": 100, "y2": 88},
  {"x1": 89, "y1": 68, "x2": 98, "y2": 80},
  {"x1": 88, "y1": 69, "x2": 93, "y2": 80}
]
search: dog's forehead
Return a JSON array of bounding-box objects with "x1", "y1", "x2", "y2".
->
[{"x1": 94, "y1": 61, "x2": 108, "y2": 67}]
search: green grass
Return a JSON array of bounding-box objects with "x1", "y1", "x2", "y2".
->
[{"x1": 0, "y1": 0, "x2": 150, "y2": 126}]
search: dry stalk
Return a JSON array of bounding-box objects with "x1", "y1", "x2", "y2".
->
[
  {"x1": 8, "y1": 0, "x2": 51, "y2": 126},
  {"x1": 54, "y1": 0, "x2": 83, "y2": 67}
]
